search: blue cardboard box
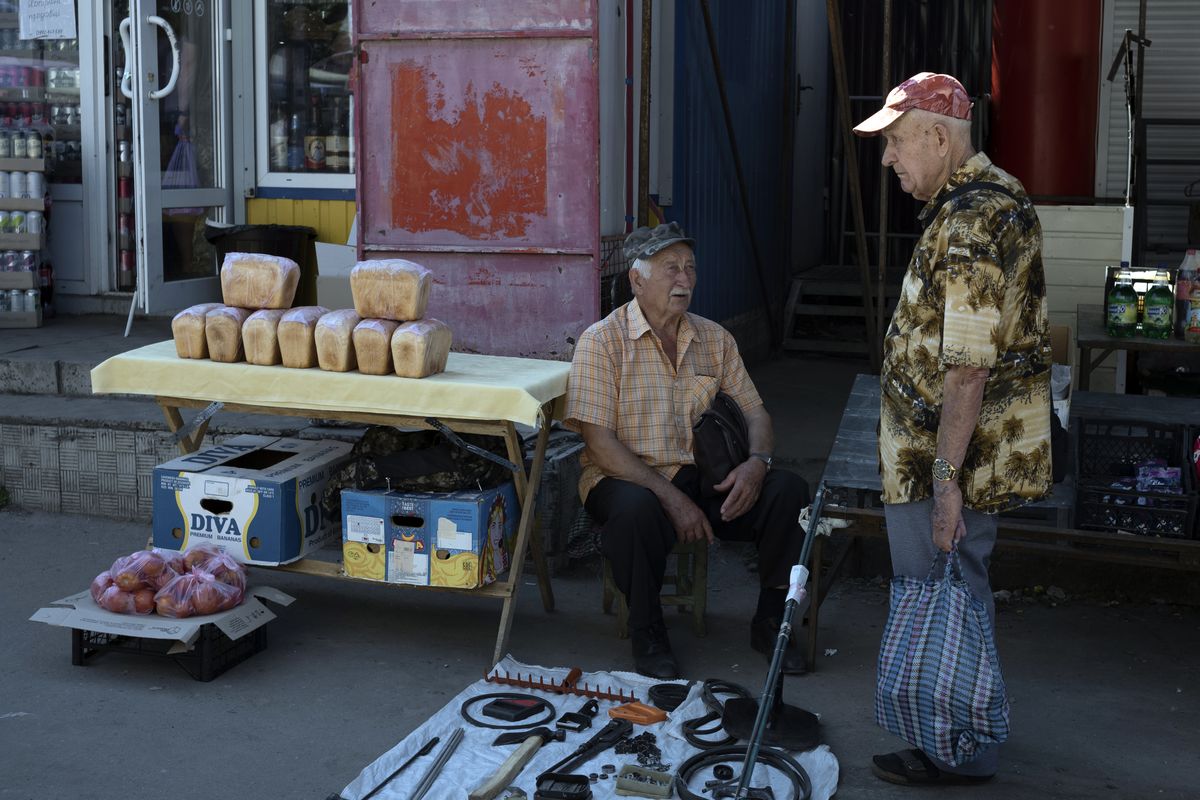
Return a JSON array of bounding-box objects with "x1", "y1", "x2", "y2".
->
[
  {"x1": 341, "y1": 482, "x2": 520, "y2": 589},
  {"x1": 153, "y1": 435, "x2": 353, "y2": 565}
]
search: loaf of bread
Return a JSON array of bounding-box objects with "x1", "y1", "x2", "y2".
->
[
  {"x1": 350, "y1": 260, "x2": 432, "y2": 321},
  {"x1": 391, "y1": 318, "x2": 452, "y2": 378},
  {"x1": 353, "y1": 319, "x2": 401, "y2": 376},
  {"x1": 242, "y1": 309, "x2": 287, "y2": 366},
  {"x1": 315, "y1": 309, "x2": 362, "y2": 372},
  {"x1": 220, "y1": 252, "x2": 300, "y2": 309},
  {"x1": 205, "y1": 306, "x2": 253, "y2": 363},
  {"x1": 277, "y1": 306, "x2": 330, "y2": 369},
  {"x1": 171, "y1": 303, "x2": 224, "y2": 359}
]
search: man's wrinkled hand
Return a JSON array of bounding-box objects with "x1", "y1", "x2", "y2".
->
[
  {"x1": 665, "y1": 492, "x2": 714, "y2": 544},
  {"x1": 714, "y1": 458, "x2": 767, "y2": 522},
  {"x1": 931, "y1": 482, "x2": 965, "y2": 553}
]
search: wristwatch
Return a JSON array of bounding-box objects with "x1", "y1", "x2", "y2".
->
[
  {"x1": 932, "y1": 457, "x2": 959, "y2": 482},
  {"x1": 751, "y1": 452, "x2": 773, "y2": 470}
]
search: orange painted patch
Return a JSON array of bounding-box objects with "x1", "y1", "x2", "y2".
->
[{"x1": 390, "y1": 64, "x2": 548, "y2": 238}]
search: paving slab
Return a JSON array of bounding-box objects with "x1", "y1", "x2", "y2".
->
[{"x1": 2, "y1": 508, "x2": 1198, "y2": 799}]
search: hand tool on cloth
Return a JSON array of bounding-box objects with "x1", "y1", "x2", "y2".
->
[
  {"x1": 357, "y1": 734, "x2": 440, "y2": 800},
  {"x1": 469, "y1": 727, "x2": 566, "y2": 800},
  {"x1": 410, "y1": 726, "x2": 465, "y2": 800},
  {"x1": 537, "y1": 718, "x2": 632, "y2": 786},
  {"x1": 556, "y1": 699, "x2": 599, "y2": 733},
  {"x1": 485, "y1": 667, "x2": 638, "y2": 703}
]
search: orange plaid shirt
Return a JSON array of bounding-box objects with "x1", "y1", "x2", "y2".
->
[{"x1": 564, "y1": 298, "x2": 763, "y2": 501}]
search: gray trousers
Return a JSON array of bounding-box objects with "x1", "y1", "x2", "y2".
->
[{"x1": 883, "y1": 498, "x2": 1000, "y2": 777}]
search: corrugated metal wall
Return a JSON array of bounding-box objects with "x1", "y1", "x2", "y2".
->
[
  {"x1": 245, "y1": 198, "x2": 356, "y2": 245},
  {"x1": 1098, "y1": 0, "x2": 1200, "y2": 259},
  {"x1": 669, "y1": 1, "x2": 790, "y2": 328}
]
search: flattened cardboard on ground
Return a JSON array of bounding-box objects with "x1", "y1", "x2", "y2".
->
[{"x1": 30, "y1": 586, "x2": 294, "y2": 653}]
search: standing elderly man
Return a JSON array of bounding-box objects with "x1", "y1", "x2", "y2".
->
[
  {"x1": 564, "y1": 223, "x2": 809, "y2": 680},
  {"x1": 854, "y1": 73, "x2": 1052, "y2": 785}
]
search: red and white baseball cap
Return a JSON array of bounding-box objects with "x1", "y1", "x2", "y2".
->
[{"x1": 853, "y1": 72, "x2": 973, "y2": 136}]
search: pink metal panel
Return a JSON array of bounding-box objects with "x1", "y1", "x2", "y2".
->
[
  {"x1": 353, "y1": 2, "x2": 599, "y2": 360},
  {"x1": 358, "y1": 1, "x2": 595, "y2": 37}
]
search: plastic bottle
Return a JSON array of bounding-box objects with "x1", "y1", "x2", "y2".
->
[
  {"x1": 269, "y1": 103, "x2": 288, "y2": 171},
  {"x1": 1186, "y1": 286, "x2": 1200, "y2": 344},
  {"x1": 287, "y1": 110, "x2": 305, "y2": 171},
  {"x1": 1106, "y1": 265, "x2": 1138, "y2": 337},
  {"x1": 1142, "y1": 275, "x2": 1174, "y2": 339},
  {"x1": 1176, "y1": 249, "x2": 1197, "y2": 339}
]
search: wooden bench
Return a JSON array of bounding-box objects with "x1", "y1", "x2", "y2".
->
[{"x1": 807, "y1": 374, "x2": 1200, "y2": 669}]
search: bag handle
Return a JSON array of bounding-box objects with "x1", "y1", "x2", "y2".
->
[{"x1": 926, "y1": 545, "x2": 965, "y2": 583}]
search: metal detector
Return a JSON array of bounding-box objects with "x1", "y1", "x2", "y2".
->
[{"x1": 719, "y1": 483, "x2": 829, "y2": 798}]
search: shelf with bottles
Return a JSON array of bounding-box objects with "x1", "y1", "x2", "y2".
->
[
  {"x1": 0, "y1": 156, "x2": 44, "y2": 171},
  {"x1": 0, "y1": 231, "x2": 42, "y2": 250},
  {"x1": 268, "y1": 89, "x2": 354, "y2": 175}
]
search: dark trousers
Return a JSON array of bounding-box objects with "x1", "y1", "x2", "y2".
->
[{"x1": 585, "y1": 466, "x2": 809, "y2": 632}]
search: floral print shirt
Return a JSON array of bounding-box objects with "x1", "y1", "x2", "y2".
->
[{"x1": 880, "y1": 152, "x2": 1053, "y2": 513}]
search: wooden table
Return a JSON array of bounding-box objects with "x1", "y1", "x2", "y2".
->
[
  {"x1": 91, "y1": 343, "x2": 570, "y2": 665},
  {"x1": 808, "y1": 373, "x2": 1200, "y2": 668},
  {"x1": 1076, "y1": 303, "x2": 1200, "y2": 390}
]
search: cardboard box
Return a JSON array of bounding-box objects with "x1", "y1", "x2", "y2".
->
[
  {"x1": 30, "y1": 585, "x2": 295, "y2": 652},
  {"x1": 1050, "y1": 323, "x2": 1070, "y2": 365},
  {"x1": 341, "y1": 482, "x2": 520, "y2": 589},
  {"x1": 153, "y1": 435, "x2": 352, "y2": 565}
]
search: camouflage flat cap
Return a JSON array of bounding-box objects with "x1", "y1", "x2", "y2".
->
[{"x1": 622, "y1": 222, "x2": 696, "y2": 261}]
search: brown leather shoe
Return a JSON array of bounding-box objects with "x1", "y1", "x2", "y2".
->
[{"x1": 750, "y1": 617, "x2": 807, "y2": 675}]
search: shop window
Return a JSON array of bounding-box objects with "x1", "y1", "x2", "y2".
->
[{"x1": 255, "y1": 0, "x2": 353, "y2": 191}]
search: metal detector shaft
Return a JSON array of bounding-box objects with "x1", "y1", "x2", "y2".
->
[{"x1": 735, "y1": 483, "x2": 827, "y2": 798}]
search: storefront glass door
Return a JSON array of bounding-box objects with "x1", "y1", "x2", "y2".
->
[{"x1": 122, "y1": 0, "x2": 232, "y2": 313}]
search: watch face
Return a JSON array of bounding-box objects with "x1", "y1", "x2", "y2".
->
[{"x1": 933, "y1": 459, "x2": 954, "y2": 480}]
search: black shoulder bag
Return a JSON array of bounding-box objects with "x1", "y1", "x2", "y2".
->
[{"x1": 692, "y1": 392, "x2": 750, "y2": 496}]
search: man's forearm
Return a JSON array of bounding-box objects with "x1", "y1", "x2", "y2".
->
[
  {"x1": 937, "y1": 366, "x2": 988, "y2": 477},
  {"x1": 582, "y1": 424, "x2": 684, "y2": 504},
  {"x1": 745, "y1": 406, "x2": 774, "y2": 458}
]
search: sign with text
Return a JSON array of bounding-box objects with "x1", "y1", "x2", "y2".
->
[{"x1": 19, "y1": 0, "x2": 77, "y2": 41}]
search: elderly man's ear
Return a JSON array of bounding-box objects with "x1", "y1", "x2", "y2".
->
[{"x1": 934, "y1": 122, "x2": 952, "y2": 156}]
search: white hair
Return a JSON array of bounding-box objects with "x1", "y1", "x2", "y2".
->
[
  {"x1": 631, "y1": 257, "x2": 654, "y2": 278},
  {"x1": 902, "y1": 108, "x2": 973, "y2": 142}
]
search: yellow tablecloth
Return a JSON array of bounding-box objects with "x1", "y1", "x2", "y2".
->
[{"x1": 91, "y1": 340, "x2": 570, "y2": 427}]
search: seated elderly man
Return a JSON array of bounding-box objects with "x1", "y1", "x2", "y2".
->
[{"x1": 564, "y1": 222, "x2": 809, "y2": 679}]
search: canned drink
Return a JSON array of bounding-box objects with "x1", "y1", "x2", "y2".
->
[
  {"x1": 26, "y1": 131, "x2": 41, "y2": 159},
  {"x1": 26, "y1": 171, "x2": 42, "y2": 198},
  {"x1": 0, "y1": 129, "x2": 9, "y2": 159},
  {"x1": 30, "y1": 67, "x2": 43, "y2": 88},
  {"x1": 11, "y1": 133, "x2": 25, "y2": 158},
  {"x1": 0, "y1": 170, "x2": 9, "y2": 198},
  {"x1": 9, "y1": 211, "x2": 25, "y2": 233},
  {"x1": 118, "y1": 140, "x2": 130, "y2": 163},
  {"x1": 25, "y1": 288, "x2": 39, "y2": 310},
  {"x1": 9, "y1": 288, "x2": 22, "y2": 312},
  {"x1": 1, "y1": 251, "x2": 13, "y2": 271},
  {"x1": 66, "y1": 140, "x2": 80, "y2": 161},
  {"x1": 19, "y1": 251, "x2": 35, "y2": 271},
  {"x1": 0, "y1": 212, "x2": 9, "y2": 235},
  {"x1": 118, "y1": 176, "x2": 133, "y2": 198},
  {"x1": 26, "y1": 210, "x2": 42, "y2": 234},
  {"x1": 9, "y1": 171, "x2": 25, "y2": 198}
]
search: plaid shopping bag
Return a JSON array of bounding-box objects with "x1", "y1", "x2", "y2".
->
[{"x1": 874, "y1": 549, "x2": 1010, "y2": 766}]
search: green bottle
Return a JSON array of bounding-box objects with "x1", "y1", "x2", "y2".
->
[
  {"x1": 1106, "y1": 268, "x2": 1138, "y2": 337},
  {"x1": 1142, "y1": 276, "x2": 1174, "y2": 339}
]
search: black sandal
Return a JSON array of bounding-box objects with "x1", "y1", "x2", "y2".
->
[{"x1": 871, "y1": 749, "x2": 995, "y2": 786}]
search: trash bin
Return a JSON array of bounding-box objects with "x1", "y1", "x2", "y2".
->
[{"x1": 203, "y1": 223, "x2": 319, "y2": 307}]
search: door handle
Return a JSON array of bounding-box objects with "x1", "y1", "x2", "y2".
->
[
  {"x1": 147, "y1": 15, "x2": 180, "y2": 100},
  {"x1": 118, "y1": 17, "x2": 133, "y2": 99}
]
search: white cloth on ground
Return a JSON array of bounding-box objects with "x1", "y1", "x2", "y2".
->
[{"x1": 337, "y1": 655, "x2": 839, "y2": 799}]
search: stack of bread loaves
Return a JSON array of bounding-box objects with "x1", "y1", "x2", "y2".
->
[
  {"x1": 330, "y1": 259, "x2": 451, "y2": 378},
  {"x1": 169, "y1": 254, "x2": 452, "y2": 380},
  {"x1": 171, "y1": 253, "x2": 308, "y2": 364}
]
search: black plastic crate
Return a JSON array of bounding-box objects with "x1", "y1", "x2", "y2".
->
[
  {"x1": 1076, "y1": 418, "x2": 1193, "y2": 489},
  {"x1": 70, "y1": 623, "x2": 268, "y2": 682},
  {"x1": 1075, "y1": 482, "x2": 1198, "y2": 539}
]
